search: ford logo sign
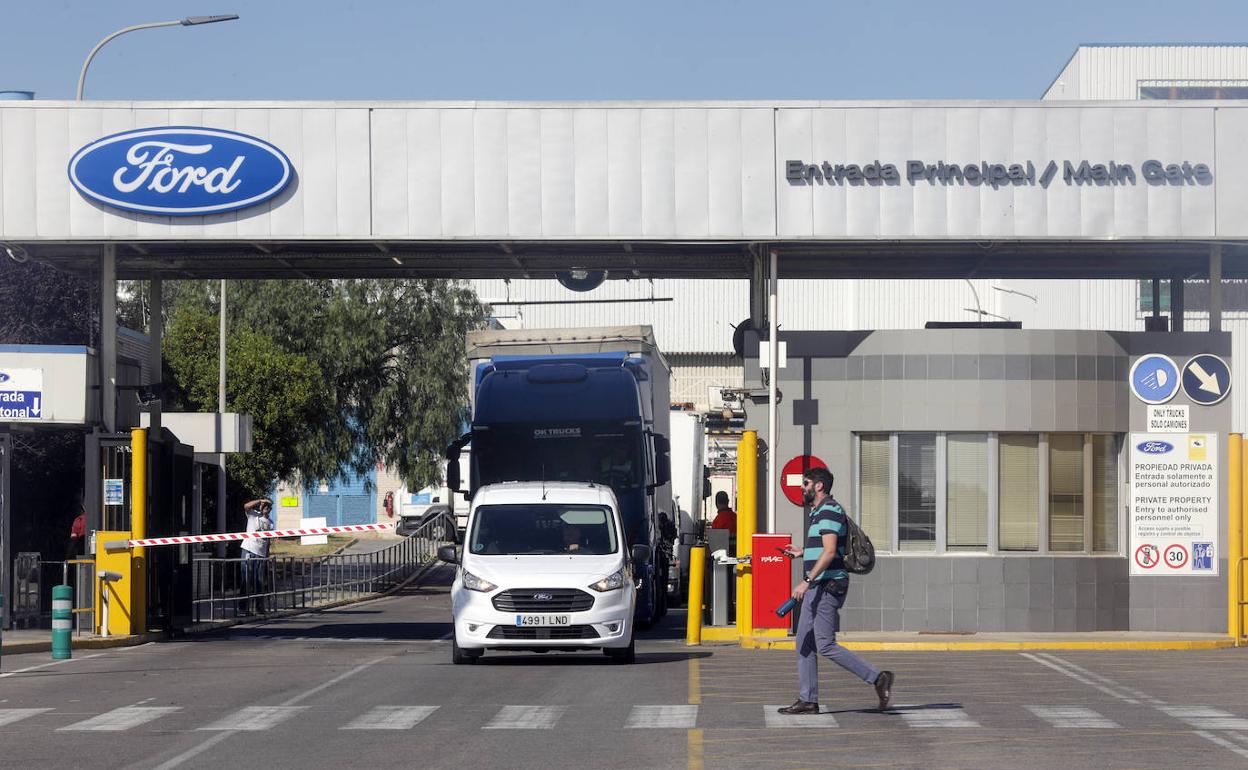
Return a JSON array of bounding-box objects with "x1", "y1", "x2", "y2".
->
[
  {"x1": 0, "y1": 373, "x2": 9, "y2": 385},
  {"x1": 1137, "y1": 440, "x2": 1174, "y2": 454},
  {"x1": 532, "y1": 593, "x2": 553, "y2": 601},
  {"x1": 67, "y1": 127, "x2": 293, "y2": 216}
]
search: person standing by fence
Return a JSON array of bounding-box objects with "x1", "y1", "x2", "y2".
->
[{"x1": 240, "y1": 498, "x2": 274, "y2": 613}]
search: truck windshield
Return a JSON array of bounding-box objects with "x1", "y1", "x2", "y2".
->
[
  {"x1": 468, "y1": 504, "x2": 618, "y2": 556},
  {"x1": 474, "y1": 425, "x2": 644, "y2": 490}
]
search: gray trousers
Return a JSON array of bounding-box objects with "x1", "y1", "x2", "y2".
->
[{"x1": 796, "y1": 580, "x2": 880, "y2": 703}]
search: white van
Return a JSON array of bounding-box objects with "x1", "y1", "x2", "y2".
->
[{"x1": 439, "y1": 481, "x2": 638, "y2": 664}]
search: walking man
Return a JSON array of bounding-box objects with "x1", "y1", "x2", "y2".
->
[{"x1": 779, "y1": 467, "x2": 893, "y2": 714}]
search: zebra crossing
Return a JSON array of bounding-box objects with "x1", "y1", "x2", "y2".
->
[{"x1": 3, "y1": 702, "x2": 1246, "y2": 734}]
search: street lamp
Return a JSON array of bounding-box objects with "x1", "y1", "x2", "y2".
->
[{"x1": 76, "y1": 15, "x2": 239, "y2": 100}]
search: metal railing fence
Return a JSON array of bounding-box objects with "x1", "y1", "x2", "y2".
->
[
  {"x1": 192, "y1": 509, "x2": 454, "y2": 623},
  {"x1": 9, "y1": 556, "x2": 96, "y2": 634}
]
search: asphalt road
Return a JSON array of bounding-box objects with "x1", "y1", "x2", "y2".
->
[{"x1": 2, "y1": 566, "x2": 1247, "y2": 769}]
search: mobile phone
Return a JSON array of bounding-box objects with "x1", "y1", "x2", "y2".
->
[{"x1": 776, "y1": 546, "x2": 790, "y2": 556}]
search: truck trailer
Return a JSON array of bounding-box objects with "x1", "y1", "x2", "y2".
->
[{"x1": 446, "y1": 325, "x2": 674, "y2": 627}]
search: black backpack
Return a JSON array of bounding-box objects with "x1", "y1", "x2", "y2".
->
[{"x1": 840, "y1": 513, "x2": 876, "y2": 575}]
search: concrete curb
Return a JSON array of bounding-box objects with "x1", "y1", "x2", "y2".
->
[{"x1": 740, "y1": 636, "x2": 1239, "y2": 652}]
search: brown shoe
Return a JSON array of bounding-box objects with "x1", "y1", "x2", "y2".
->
[
  {"x1": 874, "y1": 670, "x2": 894, "y2": 711},
  {"x1": 777, "y1": 700, "x2": 820, "y2": 715}
]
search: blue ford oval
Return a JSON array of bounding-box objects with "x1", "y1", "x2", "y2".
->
[
  {"x1": 1137, "y1": 440, "x2": 1174, "y2": 454},
  {"x1": 0, "y1": 373, "x2": 9, "y2": 385},
  {"x1": 67, "y1": 126, "x2": 292, "y2": 216}
]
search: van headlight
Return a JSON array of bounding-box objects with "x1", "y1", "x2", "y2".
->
[
  {"x1": 590, "y1": 569, "x2": 626, "y2": 592},
  {"x1": 461, "y1": 570, "x2": 497, "y2": 593}
]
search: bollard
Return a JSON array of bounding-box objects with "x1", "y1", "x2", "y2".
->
[
  {"x1": 52, "y1": 585, "x2": 73, "y2": 659},
  {"x1": 686, "y1": 547, "x2": 706, "y2": 646},
  {"x1": 1, "y1": 591, "x2": 5, "y2": 671}
]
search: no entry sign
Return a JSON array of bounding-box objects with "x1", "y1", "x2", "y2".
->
[{"x1": 781, "y1": 455, "x2": 827, "y2": 506}]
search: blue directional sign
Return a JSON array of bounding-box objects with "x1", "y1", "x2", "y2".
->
[
  {"x1": 1129, "y1": 354, "x2": 1180, "y2": 404},
  {"x1": 0, "y1": 368, "x2": 44, "y2": 421},
  {"x1": 1182, "y1": 353, "x2": 1232, "y2": 406}
]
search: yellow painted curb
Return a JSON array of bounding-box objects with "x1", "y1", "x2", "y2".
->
[
  {"x1": 740, "y1": 637, "x2": 1238, "y2": 652},
  {"x1": 700, "y1": 626, "x2": 740, "y2": 642}
]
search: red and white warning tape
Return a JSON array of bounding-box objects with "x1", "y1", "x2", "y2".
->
[{"x1": 104, "y1": 522, "x2": 396, "y2": 550}]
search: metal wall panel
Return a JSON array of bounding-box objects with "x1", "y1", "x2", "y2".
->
[
  {"x1": 1077, "y1": 46, "x2": 1248, "y2": 100},
  {"x1": 2, "y1": 102, "x2": 1243, "y2": 240}
]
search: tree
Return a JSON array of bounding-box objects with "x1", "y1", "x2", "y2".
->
[
  {"x1": 161, "y1": 279, "x2": 487, "y2": 492},
  {"x1": 162, "y1": 306, "x2": 321, "y2": 498},
  {"x1": 0, "y1": 254, "x2": 96, "y2": 345}
]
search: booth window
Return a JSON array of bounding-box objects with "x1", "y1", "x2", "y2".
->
[
  {"x1": 946, "y1": 434, "x2": 988, "y2": 551},
  {"x1": 998, "y1": 434, "x2": 1040, "y2": 551},
  {"x1": 1049, "y1": 434, "x2": 1085, "y2": 551},
  {"x1": 1092, "y1": 434, "x2": 1121, "y2": 552},
  {"x1": 857, "y1": 433, "x2": 891, "y2": 549},
  {"x1": 856, "y1": 431, "x2": 1121, "y2": 556},
  {"x1": 898, "y1": 433, "x2": 937, "y2": 551}
]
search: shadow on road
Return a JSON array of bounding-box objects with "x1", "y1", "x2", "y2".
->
[{"x1": 470, "y1": 650, "x2": 714, "y2": 666}]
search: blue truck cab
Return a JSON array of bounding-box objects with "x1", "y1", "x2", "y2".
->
[{"x1": 446, "y1": 326, "x2": 674, "y2": 627}]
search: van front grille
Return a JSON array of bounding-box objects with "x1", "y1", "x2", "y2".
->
[{"x1": 492, "y1": 589, "x2": 594, "y2": 613}]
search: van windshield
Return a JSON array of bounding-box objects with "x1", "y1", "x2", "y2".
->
[{"x1": 468, "y1": 504, "x2": 618, "y2": 556}]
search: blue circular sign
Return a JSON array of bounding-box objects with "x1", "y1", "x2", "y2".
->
[
  {"x1": 1182, "y1": 354, "x2": 1231, "y2": 405},
  {"x1": 1129, "y1": 354, "x2": 1180, "y2": 404}
]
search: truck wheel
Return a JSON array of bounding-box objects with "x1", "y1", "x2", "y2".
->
[{"x1": 604, "y1": 638, "x2": 635, "y2": 664}]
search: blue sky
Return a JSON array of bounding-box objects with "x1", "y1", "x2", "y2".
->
[{"x1": 4, "y1": 0, "x2": 1247, "y2": 101}]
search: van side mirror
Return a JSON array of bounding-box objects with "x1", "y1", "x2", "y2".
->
[
  {"x1": 437, "y1": 544, "x2": 460, "y2": 564},
  {"x1": 631, "y1": 544, "x2": 652, "y2": 565}
]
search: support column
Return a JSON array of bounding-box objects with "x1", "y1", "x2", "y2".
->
[
  {"x1": 217, "y1": 279, "x2": 227, "y2": 552},
  {"x1": 749, "y1": 247, "x2": 767, "y2": 330},
  {"x1": 1210, "y1": 244, "x2": 1223, "y2": 334},
  {"x1": 148, "y1": 276, "x2": 162, "y2": 435},
  {"x1": 101, "y1": 245, "x2": 117, "y2": 433},
  {"x1": 767, "y1": 249, "x2": 778, "y2": 535},
  {"x1": 1171, "y1": 276, "x2": 1185, "y2": 333}
]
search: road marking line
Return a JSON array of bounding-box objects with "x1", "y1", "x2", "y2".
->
[
  {"x1": 1019, "y1": 653, "x2": 1138, "y2": 703},
  {"x1": 764, "y1": 705, "x2": 840, "y2": 729},
  {"x1": 1193, "y1": 731, "x2": 1248, "y2": 760},
  {"x1": 626, "y1": 705, "x2": 698, "y2": 729},
  {"x1": 0, "y1": 708, "x2": 53, "y2": 727},
  {"x1": 199, "y1": 706, "x2": 306, "y2": 731},
  {"x1": 341, "y1": 706, "x2": 439, "y2": 730},
  {"x1": 1035, "y1": 654, "x2": 1164, "y2": 705},
  {"x1": 484, "y1": 705, "x2": 565, "y2": 730},
  {"x1": 1022, "y1": 652, "x2": 1248, "y2": 764},
  {"x1": 1158, "y1": 707, "x2": 1248, "y2": 731},
  {"x1": 897, "y1": 706, "x2": 979, "y2": 728},
  {"x1": 152, "y1": 656, "x2": 390, "y2": 769},
  {"x1": 1024, "y1": 706, "x2": 1118, "y2": 729},
  {"x1": 0, "y1": 653, "x2": 107, "y2": 679},
  {"x1": 60, "y1": 706, "x2": 180, "y2": 732}
]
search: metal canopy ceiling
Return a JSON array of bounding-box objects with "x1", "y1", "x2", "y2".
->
[{"x1": 8, "y1": 238, "x2": 1245, "y2": 282}]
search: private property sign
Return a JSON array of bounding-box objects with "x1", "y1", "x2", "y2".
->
[
  {"x1": 1129, "y1": 433, "x2": 1219, "y2": 576},
  {"x1": 0, "y1": 368, "x2": 44, "y2": 421}
]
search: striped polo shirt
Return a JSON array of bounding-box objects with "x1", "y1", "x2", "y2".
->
[{"x1": 804, "y1": 497, "x2": 848, "y2": 582}]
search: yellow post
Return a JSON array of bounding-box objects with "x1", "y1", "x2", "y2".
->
[
  {"x1": 686, "y1": 546, "x2": 706, "y2": 645},
  {"x1": 130, "y1": 428, "x2": 147, "y2": 635},
  {"x1": 1239, "y1": 433, "x2": 1248, "y2": 644},
  {"x1": 736, "y1": 430, "x2": 757, "y2": 643},
  {"x1": 1229, "y1": 435, "x2": 1242, "y2": 641}
]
